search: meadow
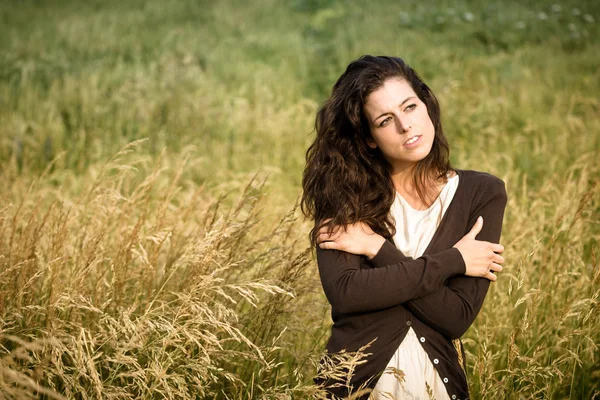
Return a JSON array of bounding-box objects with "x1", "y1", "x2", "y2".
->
[{"x1": 0, "y1": 0, "x2": 599, "y2": 398}]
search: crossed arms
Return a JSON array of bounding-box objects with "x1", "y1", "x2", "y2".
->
[{"x1": 316, "y1": 176, "x2": 507, "y2": 339}]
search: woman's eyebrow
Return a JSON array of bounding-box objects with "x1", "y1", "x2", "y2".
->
[{"x1": 373, "y1": 96, "x2": 416, "y2": 123}]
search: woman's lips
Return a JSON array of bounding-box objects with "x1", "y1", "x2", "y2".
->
[{"x1": 404, "y1": 135, "x2": 422, "y2": 148}]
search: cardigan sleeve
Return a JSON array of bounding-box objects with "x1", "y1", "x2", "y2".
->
[
  {"x1": 401, "y1": 176, "x2": 508, "y2": 338},
  {"x1": 316, "y1": 244, "x2": 466, "y2": 314}
]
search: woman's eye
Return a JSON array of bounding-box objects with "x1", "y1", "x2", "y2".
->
[
  {"x1": 405, "y1": 104, "x2": 416, "y2": 111},
  {"x1": 379, "y1": 117, "x2": 392, "y2": 127}
]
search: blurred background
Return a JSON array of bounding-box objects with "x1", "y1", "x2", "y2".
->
[
  {"x1": 2, "y1": 0, "x2": 599, "y2": 199},
  {"x1": 1, "y1": 0, "x2": 599, "y2": 398}
]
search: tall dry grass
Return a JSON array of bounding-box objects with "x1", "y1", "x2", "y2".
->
[
  {"x1": 1, "y1": 141, "x2": 598, "y2": 399},
  {"x1": 466, "y1": 155, "x2": 600, "y2": 399},
  {"x1": 0, "y1": 141, "x2": 346, "y2": 399}
]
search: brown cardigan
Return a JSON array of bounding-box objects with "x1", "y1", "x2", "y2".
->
[{"x1": 315, "y1": 169, "x2": 508, "y2": 400}]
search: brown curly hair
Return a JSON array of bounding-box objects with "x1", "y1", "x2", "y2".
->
[{"x1": 301, "y1": 55, "x2": 454, "y2": 246}]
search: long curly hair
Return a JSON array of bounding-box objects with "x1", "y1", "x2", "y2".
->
[{"x1": 301, "y1": 55, "x2": 454, "y2": 246}]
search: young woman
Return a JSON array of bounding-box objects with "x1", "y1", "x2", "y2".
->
[{"x1": 301, "y1": 56, "x2": 507, "y2": 400}]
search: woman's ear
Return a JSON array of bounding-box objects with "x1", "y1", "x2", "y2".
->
[{"x1": 367, "y1": 137, "x2": 377, "y2": 149}]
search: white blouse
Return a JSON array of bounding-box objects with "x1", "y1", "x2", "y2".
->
[{"x1": 371, "y1": 173, "x2": 459, "y2": 400}]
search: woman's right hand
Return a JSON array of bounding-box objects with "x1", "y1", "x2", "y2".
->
[{"x1": 452, "y1": 216, "x2": 505, "y2": 282}]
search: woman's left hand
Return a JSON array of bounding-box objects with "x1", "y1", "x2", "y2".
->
[{"x1": 317, "y1": 220, "x2": 387, "y2": 259}]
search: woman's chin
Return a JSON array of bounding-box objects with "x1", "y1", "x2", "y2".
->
[{"x1": 390, "y1": 152, "x2": 431, "y2": 168}]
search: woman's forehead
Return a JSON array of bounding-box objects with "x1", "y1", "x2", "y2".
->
[{"x1": 365, "y1": 79, "x2": 416, "y2": 113}]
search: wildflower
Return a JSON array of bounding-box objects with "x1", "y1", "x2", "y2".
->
[
  {"x1": 568, "y1": 23, "x2": 577, "y2": 31},
  {"x1": 435, "y1": 16, "x2": 445, "y2": 24},
  {"x1": 515, "y1": 21, "x2": 526, "y2": 29},
  {"x1": 551, "y1": 4, "x2": 561, "y2": 13},
  {"x1": 537, "y1": 12, "x2": 548, "y2": 20},
  {"x1": 463, "y1": 12, "x2": 474, "y2": 22},
  {"x1": 571, "y1": 8, "x2": 581, "y2": 16},
  {"x1": 583, "y1": 14, "x2": 595, "y2": 23}
]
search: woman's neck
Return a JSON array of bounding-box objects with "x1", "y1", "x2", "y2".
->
[
  {"x1": 391, "y1": 165, "x2": 422, "y2": 195},
  {"x1": 391, "y1": 167, "x2": 450, "y2": 208}
]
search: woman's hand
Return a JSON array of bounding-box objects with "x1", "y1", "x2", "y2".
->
[
  {"x1": 453, "y1": 216, "x2": 505, "y2": 281},
  {"x1": 317, "y1": 220, "x2": 386, "y2": 259}
]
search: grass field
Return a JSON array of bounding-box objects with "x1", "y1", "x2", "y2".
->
[{"x1": 1, "y1": 0, "x2": 599, "y2": 398}]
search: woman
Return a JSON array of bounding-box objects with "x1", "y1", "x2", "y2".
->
[{"x1": 301, "y1": 56, "x2": 507, "y2": 400}]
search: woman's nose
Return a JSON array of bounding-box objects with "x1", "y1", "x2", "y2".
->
[{"x1": 397, "y1": 116, "x2": 412, "y2": 133}]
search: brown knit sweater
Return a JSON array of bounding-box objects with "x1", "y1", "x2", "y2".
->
[{"x1": 315, "y1": 169, "x2": 508, "y2": 400}]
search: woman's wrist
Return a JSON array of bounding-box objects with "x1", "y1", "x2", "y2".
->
[{"x1": 366, "y1": 235, "x2": 387, "y2": 259}]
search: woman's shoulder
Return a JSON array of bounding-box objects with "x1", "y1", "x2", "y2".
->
[
  {"x1": 455, "y1": 168, "x2": 504, "y2": 185},
  {"x1": 455, "y1": 169, "x2": 507, "y2": 199}
]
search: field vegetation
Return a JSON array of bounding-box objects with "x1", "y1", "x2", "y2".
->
[{"x1": 1, "y1": 0, "x2": 599, "y2": 398}]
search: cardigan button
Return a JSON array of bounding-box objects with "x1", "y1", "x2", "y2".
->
[
  {"x1": 452, "y1": 396, "x2": 456, "y2": 399},
  {"x1": 443, "y1": 377, "x2": 449, "y2": 383},
  {"x1": 433, "y1": 358, "x2": 439, "y2": 364},
  {"x1": 406, "y1": 320, "x2": 412, "y2": 326},
  {"x1": 419, "y1": 337, "x2": 426, "y2": 343}
]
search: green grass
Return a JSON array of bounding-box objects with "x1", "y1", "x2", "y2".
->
[{"x1": 0, "y1": 0, "x2": 599, "y2": 398}]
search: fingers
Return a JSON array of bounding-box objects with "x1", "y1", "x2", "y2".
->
[
  {"x1": 317, "y1": 221, "x2": 370, "y2": 244},
  {"x1": 489, "y1": 262, "x2": 503, "y2": 273},
  {"x1": 318, "y1": 241, "x2": 339, "y2": 250},
  {"x1": 317, "y1": 231, "x2": 341, "y2": 244},
  {"x1": 472, "y1": 240, "x2": 504, "y2": 254},
  {"x1": 484, "y1": 271, "x2": 497, "y2": 282},
  {"x1": 316, "y1": 223, "x2": 342, "y2": 244},
  {"x1": 465, "y1": 216, "x2": 484, "y2": 239},
  {"x1": 483, "y1": 262, "x2": 503, "y2": 282},
  {"x1": 491, "y1": 243, "x2": 505, "y2": 253},
  {"x1": 493, "y1": 253, "x2": 505, "y2": 265}
]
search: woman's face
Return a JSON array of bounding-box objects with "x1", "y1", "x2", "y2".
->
[{"x1": 363, "y1": 78, "x2": 435, "y2": 173}]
